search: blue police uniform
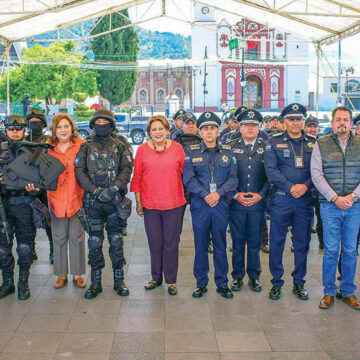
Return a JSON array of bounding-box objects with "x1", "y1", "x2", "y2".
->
[
  {"x1": 264, "y1": 103, "x2": 316, "y2": 300},
  {"x1": 228, "y1": 110, "x2": 269, "y2": 290},
  {"x1": 183, "y1": 112, "x2": 238, "y2": 297},
  {"x1": 224, "y1": 128, "x2": 270, "y2": 143}
]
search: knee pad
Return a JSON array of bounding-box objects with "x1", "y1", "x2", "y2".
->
[
  {"x1": 88, "y1": 235, "x2": 103, "y2": 251},
  {"x1": 0, "y1": 247, "x2": 11, "y2": 261},
  {"x1": 108, "y1": 234, "x2": 123, "y2": 250},
  {"x1": 16, "y1": 243, "x2": 32, "y2": 259}
]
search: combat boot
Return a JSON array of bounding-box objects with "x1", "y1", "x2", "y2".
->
[
  {"x1": 18, "y1": 270, "x2": 30, "y2": 300},
  {"x1": 113, "y1": 268, "x2": 129, "y2": 296},
  {"x1": 0, "y1": 272, "x2": 15, "y2": 299},
  {"x1": 84, "y1": 269, "x2": 102, "y2": 299}
]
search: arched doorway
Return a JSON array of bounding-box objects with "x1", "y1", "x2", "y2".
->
[{"x1": 242, "y1": 75, "x2": 263, "y2": 109}]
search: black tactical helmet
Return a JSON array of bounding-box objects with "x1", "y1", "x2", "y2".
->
[
  {"x1": 26, "y1": 107, "x2": 47, "y2": 127},
  {"x1": 5, "y1": 115, "x2": 26, "y2": 128},
  {"x1": 89, "y1": 109, "x2": 116, "y2": 129}
]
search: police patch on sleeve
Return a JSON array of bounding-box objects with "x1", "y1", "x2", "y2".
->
[
  {"x1": 74, "y1": 157, "x2": 80, "y2": 165},
  {"x1": 265, "y1": 144, "x2": 271, "y2": 151}
]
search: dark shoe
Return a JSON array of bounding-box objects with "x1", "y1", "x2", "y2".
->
[
  {"x1": 168, "y1": 284, "x2": 177, "y2": 296},
  {"x1": 260, "y1": 244, "x2": 269, "y2": 253},
  {"x1": 192, "y1": 286, "x2": 207, "y2": 298},
  {"x1": 216, "y1": 285, "x2": 233, "y2": 299},
  {"x1": 144, "y1": 280, "x2": 162, "y2": 290},
  {"x1": 0, "y1": 274, "x2": 15, "y2": 299},
  {"x1": 117, "y1": 281, "x2": 129, "y2": 296},
  {"x1": 207, "y1": 242, "x2": 214, "y2": 254},
  {"x1": 84, "y1": 282, "x2": 102, "y2": 299},
  {"x1": 292, "y1": 284, "x2": 309, "y2": 300},
  {"x1": 335, "y1": 288, "x2": 343, "y2": 299},
  {"x1": 269, "y1": 285, "x2": 281, "y2": 300},
  {"x1": 248, "y1": 279, "x2": 262, "y2": 292},
  {"x1": 231, "y1": 278, "x2": 243, "y2": 292},
  {"x1": 18, "y1": 271, "x2": 30, "y2": 300},
  {"x1": 319, "y1": 295, "x2": 334, "y2": 309},
  {"x1": 342, "y1": 295, "x2": 360, "y2": 310}
]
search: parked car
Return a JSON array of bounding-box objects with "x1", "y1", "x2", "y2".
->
[{"x1": 75, "y1": 113, "x2": 148, "y2": 145}]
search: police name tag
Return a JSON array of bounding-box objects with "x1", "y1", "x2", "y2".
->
[
  {"x1": 283, "y1": 149, "x2": 290, "y2": 158},
  {"x1": 294, "y1": 156, "x2": 304, "y2": 168},
  {"x1": 210, "y1": 183, "x2": 217, "y2": 192}
]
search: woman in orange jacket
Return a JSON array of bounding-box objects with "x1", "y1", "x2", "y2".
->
[{"x1": 47, "y1": 113, "x2": 86, "y2": 289}]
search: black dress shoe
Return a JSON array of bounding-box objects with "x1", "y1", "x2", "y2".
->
[
  {"x1": 117, "y1": 281, "x2": 129, "y2": 296},
  {"x1": 336, "y1": 287, "x2": 343, "y2": 299},
  {"x1": 144, "y1": 280, "x2": 162, "y2": 290},
  {"x1": 192, "y1": 286, "x2": 207, "y2": 298},
  {"x1": 269, "y1": 285, "x2": 281, "y2": 300},
  {"x1": 292, "y1": 284, "x2": 309, "y2": 300},
  {"x1": 231, "y1": 278, "x2": 243, "y2": 292},
  {"x1": 248, "y1": 279, "x2": 262, "y2": 292},
  {"x1": 84, "y1": 282, "x2": 102, "y2": 299},
  {"x1": 168, "y1": 284, "x2": 177, "y2": 296},
  {"x1": 216, "y1": 285, "x2": 233, "y2": 299}
]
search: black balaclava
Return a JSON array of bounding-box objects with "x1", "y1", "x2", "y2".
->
[
  {"x1": 29, "y1": 121, "x2": 44, "y2": 140},
  {"x1": 93, "y1": 123, "x2": 113, "y2": 144}
]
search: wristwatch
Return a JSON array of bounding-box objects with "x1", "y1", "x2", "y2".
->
[{"x1": 351, "y1": 193, "x2": 359, "y2": 202}]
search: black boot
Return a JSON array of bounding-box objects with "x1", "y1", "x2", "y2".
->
[
  {"x1": 84, "y1": 269, "x2": 102, "y2": 299},
  {"x1": 18, "y1": 270, "x2": 30, "y2": 300},
  {"x1": 0, "y1": 272, "x2": 15, "y2": 299},
  {"x1": 113, "y1": 268, "x2": 129, "y2": 296}
]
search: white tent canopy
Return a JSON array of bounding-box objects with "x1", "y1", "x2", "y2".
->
[{"x1": 0, "y1": 0, "x2": 360, "y2": 45}]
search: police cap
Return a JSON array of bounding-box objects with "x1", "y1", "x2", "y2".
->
[
  {"x1": 262, "y1": 115, "x2": 272, "y2": 123},
  {"x1": 183, "y1": 112, "x2": 197, "y2": 124},
  {"x1": 5, "y1": 115, "x2": 26, "y2": 128},
  {"x1": 353, "y1": 114, "x2": 360, "y2": 125},
  {"x1": 305, "y1": 115, "x2": 319, "y2": 127},
  {"x1": 237, "y1": 109, "x2": 263, "y2": 125},
  {"x1": 89, "y1": 109, "x2": 115, "y2": 129},
  {"x1": 197, "y1": 112, "x2": 221, "y2": 129},
  {"x1": 26, "y1": 107, "x2": 47, "y2": 127},
  {"x1": 280, "y1": 103, "x2": 307, "y2": 119},
  {"x1": 277, "y1": 116, "x2": 285, "y2": 123},
  {"x1": 173, "y1": 109, "x2": 186, "y2": 120},
  {"x1": 234, "y1": 106, "x2": 248, "y2": 119}
]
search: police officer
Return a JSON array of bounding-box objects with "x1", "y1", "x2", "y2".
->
[
  {"x1": 26, "y1": 107, "x2": 54, "y2": 263},
  {"x1": 0, "y1": 115, "x2": 37, "y2": 300},
  {"x1": 265, "y1": 103, "x2": 316, "y2": 301},
  {"x1": 220, "y1": 106, "x2": 247, "y2": 143},
  {"x1": 173, "y1": 112, "x2": 202, "y2": 150},
  {"x1": 228, "y1": 110, "x2": 269, "y2": 293},
  {"x1": 262, "y1": 115, "x2": 272, "y2": 133},
  {"x1": 170, "y1": 109, "x2": 185, "y2": 138},
  {"x1": 183, "y1": 112, "x2": 238, "y2": 299},
  {"x1": 75, "y1": 109, "x2": 133, "y2": 299}
]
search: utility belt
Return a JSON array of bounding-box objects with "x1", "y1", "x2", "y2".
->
[
  {"x1": 275, "y1": 189, "x2": 311, "y2": 197},
  {"x1": 4, "y1": 190, "x2": 28, "y2": 197},
  {"x1": 5, "y1": 195, "x2": 32, "y2": 205}
]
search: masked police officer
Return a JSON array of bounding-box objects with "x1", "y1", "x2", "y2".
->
[
  {"x1": 0, "y1": 115, "x2": 37, "y2": 300},
  {"x1": 75, "y1": 109, "x2": 133, "y2": 299},
  {"x1": 26, "y1": 107, "x2": 54, "y2": 263},
  {"x1": 183, "y1": 112, "x2": 238, "y2": 299},
  {"x1": 228, "y1": 110, "x2": 269, "y2": 293},
  {"x1": 265, "y1": 103, "x2": 316, "y2": 301}
]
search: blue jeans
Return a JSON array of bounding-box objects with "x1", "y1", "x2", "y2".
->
[{"x1": 320, "y1": 202, "x2": 360, "y2": 297}]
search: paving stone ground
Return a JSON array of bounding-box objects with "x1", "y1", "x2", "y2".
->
[{"x1": 0, "y1": 193, "x2": 359, "y2": 360}]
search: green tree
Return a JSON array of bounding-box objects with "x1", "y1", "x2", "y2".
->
[
  {"x1": 91, "y1": 10, "x2": 138, "y2": 106},
  {"x1": 0, "y1": 41, "x2": 98, "y2": 105}
]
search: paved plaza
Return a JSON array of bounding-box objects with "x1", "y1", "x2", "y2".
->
[{"x1": 0, "y1": 196, "x2": 359, "y2": 360}]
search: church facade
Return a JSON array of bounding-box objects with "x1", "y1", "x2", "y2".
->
[{"x1": 192, "y1": 3, "x2": 309, "y2": 112}]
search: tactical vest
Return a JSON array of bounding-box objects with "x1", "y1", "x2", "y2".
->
[
  {"x1": 317, "y1": 133, "x2": 360, "y2": 202},
  {"x1": 85, "y1": 137, "x2": 125, "y2": 188}
]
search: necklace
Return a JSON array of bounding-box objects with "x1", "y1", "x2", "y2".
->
[{"x1": 152, "y1": 139, "x2": 167, "y2": 154}]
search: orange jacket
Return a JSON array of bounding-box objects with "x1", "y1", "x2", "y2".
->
[{"x1": 47, "y1": 137, "x2": 85, "y2": 218}]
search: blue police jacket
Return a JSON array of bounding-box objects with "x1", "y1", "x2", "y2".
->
[
  {"x1": 264, "y1": 130, "x2": 316, "y2": 194},
  {"x1": 183, "y1": 142, "x2": 238, "y2": 200},
  {"x1": 224, "y1": 129, "x2": 270, "y2": 144},
  {"x1": 231, "y1": 137, "x2": 269, "y2": 211},
  {"x1": 219, "y1": 127, "x2": 231, "y2": 142}
]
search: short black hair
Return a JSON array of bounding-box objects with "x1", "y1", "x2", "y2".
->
[{"x1": 331, "y1": 106, "x2": 352, "y2": 120}]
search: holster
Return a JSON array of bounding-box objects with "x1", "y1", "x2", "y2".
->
[{"x1": 77, "y1": 206, "x2": 91, "y2": 234}]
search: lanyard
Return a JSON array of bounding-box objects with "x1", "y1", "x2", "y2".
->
[{"x1": 288, "y1": 140, "x2": 303, "y2": 158}]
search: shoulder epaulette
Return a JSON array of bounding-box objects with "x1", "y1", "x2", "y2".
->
[
  {"x1": 305, "y1": 133, "x2": 316, "y2": 140},
  {"x1": 229, "y1": 129, "x2": 236, "y2": 134},
  {"x1": 190, "y1": 144, "x2": 200, "y2": 150},
  {"x1": 221, "y1": 144, "x2": 231, "y2": 150},
  {"x1": 273, "y1": 132, "x2": 283, "y2": 137}
]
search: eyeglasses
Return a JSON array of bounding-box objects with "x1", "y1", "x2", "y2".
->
[{"x1": 7, "y1": 126, "x2": 24, "y2": 131}]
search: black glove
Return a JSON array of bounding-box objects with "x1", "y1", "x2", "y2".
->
[{"x1": 98, "y1": 187, "x2": 117, "y2": 202}]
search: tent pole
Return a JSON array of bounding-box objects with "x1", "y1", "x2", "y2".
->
[
  {"x1": 316, "y1": 43, "x2": 320, "y2": 117},
  {"x1": 337, "y1": 40, "x2": 342, "y2": 105}
]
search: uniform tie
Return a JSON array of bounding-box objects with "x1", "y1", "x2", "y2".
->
[{"x1": 246, "y1": 144, "x2": 253, "y2": 153}]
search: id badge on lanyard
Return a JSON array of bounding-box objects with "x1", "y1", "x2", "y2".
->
[
  {"x1": 209, "y1": 164, "x2": 216, "y2": 192},
  {"x1": 294, "y1": 156, "x2": 304, "y2": 168}
]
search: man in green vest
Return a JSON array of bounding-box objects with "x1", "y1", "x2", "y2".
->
[{"x1": 311, "y1": 106, "x2": 360, "y2": 310}]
